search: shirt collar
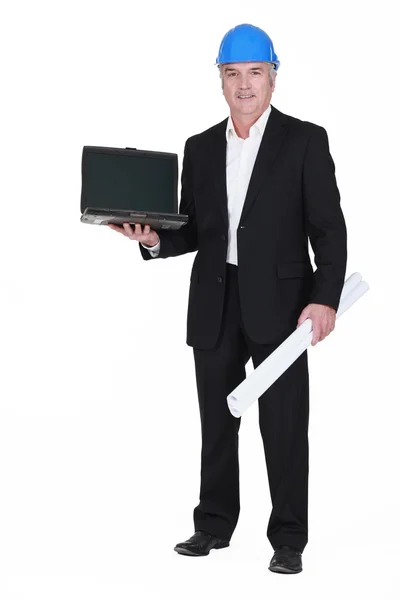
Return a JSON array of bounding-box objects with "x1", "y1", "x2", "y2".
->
[{"x1": 226, "y1": 104, "x2": 272, "y2": 142}]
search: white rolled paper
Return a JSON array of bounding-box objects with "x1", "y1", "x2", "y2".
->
[
  {"x1": 227, "y1": 273, "x2": 369, "y2": 418},
  {"x1": 340, "y1": 272, "x2": 362, "y2": 300},
  {"x1": 336, "y1": 280, "x2": 369, "y2": 318}
]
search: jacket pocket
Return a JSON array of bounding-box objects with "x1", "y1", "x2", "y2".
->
[{"x1": 277, "y1": 261, "x2": 312, "y2": 279}]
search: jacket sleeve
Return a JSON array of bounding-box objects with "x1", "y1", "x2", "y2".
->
[
  {"x1": 139, "y1": 138, "x2": 198, "y2": 261},
  {"x1": 140, "y1": 239, "x2": 160, "y2": 257},
  {"x1": 302, "y1": 126, "x2": 347, "y2": 311}
]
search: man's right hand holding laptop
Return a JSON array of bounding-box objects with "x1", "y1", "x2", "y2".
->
[{"x1": 108, "y1": 223, "x2": 160, "y2": 248}]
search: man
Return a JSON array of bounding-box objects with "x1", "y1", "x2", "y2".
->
[{"x1": 109, "y1": 23, "x2": 347, "y2": 574}]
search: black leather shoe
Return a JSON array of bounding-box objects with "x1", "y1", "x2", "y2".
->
[
  {"x1": 269, "y1": 545, "x2": 303, "y2": 574},
  {"x1": 174, "y1": 530, "x2": 230, "y2": 556}
]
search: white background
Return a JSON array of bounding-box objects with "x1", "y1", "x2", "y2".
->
[{"x1": 1, "y1": 0, "x2": 399, "y2": 598}]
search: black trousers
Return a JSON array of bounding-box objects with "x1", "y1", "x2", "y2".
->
[{"x1": 192, "y1": 263, "x2": 310, "y2": 552}]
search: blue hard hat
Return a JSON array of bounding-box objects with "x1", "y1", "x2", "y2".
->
[{"x1": 215, "y1": 23, "x2": 280, "y2": 70}]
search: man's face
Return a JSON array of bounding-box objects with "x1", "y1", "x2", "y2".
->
[{"x1": 221, "y1": 61, "x2": 276, "y2": 119}]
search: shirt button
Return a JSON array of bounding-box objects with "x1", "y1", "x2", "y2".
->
[{"x1": 217, "y1": 276, "x2": 223, "y2": 283}]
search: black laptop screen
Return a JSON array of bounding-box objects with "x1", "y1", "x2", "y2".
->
[{"x1": 81, "y1": 147, "x2": 178, "y2": 214}]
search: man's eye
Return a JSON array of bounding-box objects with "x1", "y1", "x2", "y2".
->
[{"x1": 227, "y1": 71, "x2": 260, "y2": 77}]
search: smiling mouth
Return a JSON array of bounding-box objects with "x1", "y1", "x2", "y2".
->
[{"x1": 237, "y1": 95, "x2": 255, "y2": 99}]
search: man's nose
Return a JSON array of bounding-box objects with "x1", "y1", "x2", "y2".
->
[{"x1": 238, "y1": 75, "x2": 251, "y2": 88}]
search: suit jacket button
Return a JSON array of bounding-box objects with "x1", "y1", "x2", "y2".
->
[
  {"x1": 217, "y1": 276, "x2": 223, "y2": 283},
  {"x1": 221, "y1": 234, "x2": 226, "y2": 240}
]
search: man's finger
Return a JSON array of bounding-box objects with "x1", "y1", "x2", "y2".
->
[
  {"x1": 311, "y1": 328, "x2": 320, "y2": 346},
  {"x1": 123, "y1": 223, "x2": 136, "y2": 238},
  {"x1": 297, "y1": 311, "x2": 309, "y2": 327},
  {"x1": 123, "y1": 222, "x2": 134, "y2": 231},
  {"x1": 108, "y1": 224, "x2": 127, "y2": 235}
]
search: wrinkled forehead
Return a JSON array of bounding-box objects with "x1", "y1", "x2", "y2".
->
[{"x1": 220, "y1": 62, "x2": 270, "y2": 72}]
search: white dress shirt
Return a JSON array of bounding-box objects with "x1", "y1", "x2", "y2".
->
[{"x1": 141, "y1": 104, "x2": 272, "y2": 264}]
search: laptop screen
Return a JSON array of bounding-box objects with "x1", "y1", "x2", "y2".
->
[{"x1": 81, "y1": 146, "x2": 178, "y2": 214}]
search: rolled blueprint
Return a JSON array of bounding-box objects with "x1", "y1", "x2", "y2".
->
[{"x1": 227, "y1": 273, "x2": 369, "y2": 418}]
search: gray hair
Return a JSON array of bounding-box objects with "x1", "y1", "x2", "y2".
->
[{"x1": 218, "y1": 62, "x2": 277, "y2": 89}]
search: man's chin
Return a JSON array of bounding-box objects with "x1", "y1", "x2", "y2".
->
[{"x1": 237, "y1": 107, "x2": 257, "y2": 116}]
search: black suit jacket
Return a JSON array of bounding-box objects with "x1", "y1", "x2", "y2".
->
[{"x1": 139, "y1": 104, "x2": 347, "y2": 349}]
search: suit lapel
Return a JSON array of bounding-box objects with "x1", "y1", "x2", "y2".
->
[
  {"x1": 209, "y1": 104, "x2": 289, "y2": 229},
  {"x1": 209, "y1": 120, "x2": 229, "y2": 228}
]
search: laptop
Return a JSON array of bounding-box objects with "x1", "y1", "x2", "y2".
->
[{"x1": 80, "y1": 146, "x2": 188, "y2": 230}]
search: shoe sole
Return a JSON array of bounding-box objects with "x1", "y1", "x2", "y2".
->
[
  {"x1": 174, "y1": 540, "x2": 230, "y2": 556},
  {"x1": 269, "y1": 565, "x2": 302, "y2": 574}
]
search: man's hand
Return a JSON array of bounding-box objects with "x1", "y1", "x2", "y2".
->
[
  {"x1": 296, "y1": 303, "x2": 336, "y2": 346},
  {"x1": 108, "y1": 223, "x2": 160, "y2": 247}
]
